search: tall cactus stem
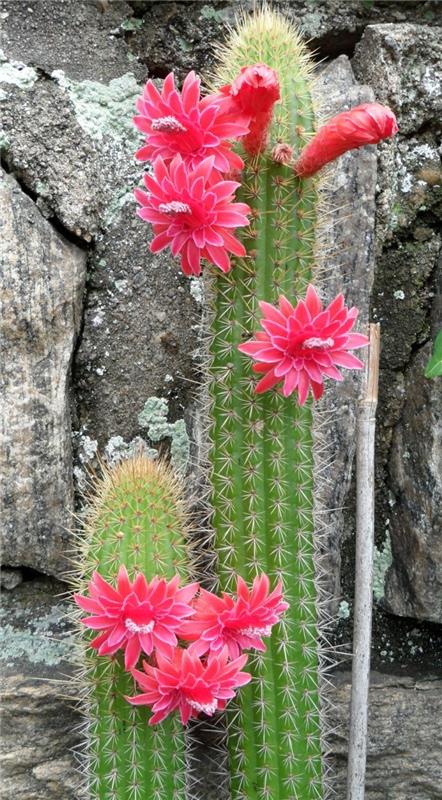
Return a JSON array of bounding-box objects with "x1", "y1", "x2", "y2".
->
[
  {"x1": 72, "y1": 456, "x2": 192, "y2": 800},
  {"x1": 204, "y1": 8, "x2": 327, "y2": 800}
]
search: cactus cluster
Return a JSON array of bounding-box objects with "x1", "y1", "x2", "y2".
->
[{"x1": 73, "y1": 7, "x2": 396, "y2": 800}]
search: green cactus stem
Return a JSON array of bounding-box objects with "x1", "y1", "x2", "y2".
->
[
  {"x1": 205, "y1": 9, "x2": 324, "y2": 800},
  {"x1": 75, "y1": 456, "x2": 191, "y2": 800}
]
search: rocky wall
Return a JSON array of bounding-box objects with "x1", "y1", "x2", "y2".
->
[{"x1": 1, "y1": 2, "x2": 441, "y2": 798}]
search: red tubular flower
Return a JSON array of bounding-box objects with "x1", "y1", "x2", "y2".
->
[
  {"x1": 74, "y1": 567, "x2": 198, "y2": 670},
  {"x1": 134, "y1": 154, "x2": 250, "y2": 276},
  {"x1": 294, "y1": 102, "x2": 398, "y2": 177},
  {"x1": 126, "y1": 647, "x2": 251, "y2": 725},
  {"x1": 133, "y1": 71, "x2": 249, "y2": 172},
  {"x1": 215, "y1": 63, "x2": 280, "y2": 156},
  {"x1": 180, "y1": 574, "x2": 288, "y2": 659},
  {"x1": 238, "y1": 285, "x2": 369, "y2": 405}
]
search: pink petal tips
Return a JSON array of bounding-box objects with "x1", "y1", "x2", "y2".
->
[
  {"x1": 74, "y1": 568, "x2": 199, "y2": 670},
  {"x1": 294, "y1": 102, "x2": 398, "y2": 178},
  {"x1": 238, "y1": 285, "x2": 370, "y2": 404},
  {"x1": 133, "y1": 70, "x2": 249, "y2": 172},
  {"x1": 135, "y1": 154, "x2": 251, "y2": 276},
  {"x1": 126, "y1": 647, "x2": 251, "y2": 726}
]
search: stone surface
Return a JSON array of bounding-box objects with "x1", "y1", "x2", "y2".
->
[
  {"x1": 385, "y1": 344, "x2": 442, "y2": 622},
  {"x1": 128, "y1": 1, "x2": 442, "y2": 79},
  {"x1": 74, "y1": 202, "x2": 200, "y2": 449},
  {"x1": 351, "y1": 23, "x2": 442, "y2": 622},
  {"x1": 2, "y1": 578, "x2": 441, "y2": 800},
  {"x1": 0, "y1": 170, "x2": 86, "y2": 576},
  {"x1": 0, "y1": 579, "x2": 80, "y2": 800},
  {"x1": 312, "y1": 56, "x2": 377, "y2": 606}
]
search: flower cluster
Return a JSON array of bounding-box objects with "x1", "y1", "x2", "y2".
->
[
  {"x1": 239, "y1": 284, "x2": 369, "y2": 404},
  {"x1": 75, "y1": 568, "x2": 287, "y2": 726},
  {"x1": 133, "y1": 66, "x2": 283, "y2": 277}
]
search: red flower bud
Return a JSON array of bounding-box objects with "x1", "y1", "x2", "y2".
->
[
  {"x1": 216, "y1": 63, "x2": 280, "y2": 157},
  {"x1": 294, "y1": 102, "x2": 398, "y2": 178}
]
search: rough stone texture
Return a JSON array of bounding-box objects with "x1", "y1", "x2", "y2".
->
[
  {"x1": 313, "y1": 56, "x2": 377, "y2": 606},
  {"x1": 0, "y1": 579, "x2": 80, "y2": 800},
  {"x1": 74, "y1": 202, "x2": 200, "y2": 448},
  {"x1": 0, "y1": 170, "x2": 86, "y2": 577},
  {"x1": 385, "y1": 344, "x2": 442, "y2": 622},
  {"x1": 2, "y1": 579, "x2": 441, "y2": 800},
  {"x1": 128, "y1": 1, "x2": 442, "y2": 79},
  {"x1": 352, "y1": 23, "x2": 442, "y2": 622}
]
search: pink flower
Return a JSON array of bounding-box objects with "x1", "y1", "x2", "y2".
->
[
  {"x1": 294, "y1": 102, "x2": 398, "y2": 178},
  {"x1": 133, "y1": 71, "x2": 249, "y2": 172},
  {"x1": 215, "y1": 64, "x2": 280, "y2": 156},
  {"x1": 180, "y1": 574, "x2": 289, "y2": 659},
  {"x1": 126, "y1": 647, "x2": 251, "y2": 725},
  {"x1": 238, "y1": 285, "x2": 369, "y2": 404},
  {"x1": 134, "y1": 154, "x2": 250, "y2": 276},
  {"x1": 74, "y1": 567, "x2": 198, "y2": 670}
]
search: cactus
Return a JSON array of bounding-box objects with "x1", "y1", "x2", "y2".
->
[
  {"x1": 204, "y1": 10, "x2": 325, "y2": 800},
  {"x1": 74, "y1": 456, "x2": 191, "y2": 800}
]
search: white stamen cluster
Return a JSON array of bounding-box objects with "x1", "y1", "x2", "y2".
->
[
  {"x1": 151, "y1": 115, "x2": 187, "y2": 133},
  {"x1": 302, "y1": 336, "x2": 334, "y2": 350},
  {"x1": 188, "y1": 698, "x2": 218, "y2": 716},
  {"x1": 125, "y1": 618, "x2": 155, "y2": 634},
  {"x1": 239, "y1": 624, "x2": 273, "y2": 638},
  {"x1": 158, "y1": 201, "x2": 191, "y2": 215}
]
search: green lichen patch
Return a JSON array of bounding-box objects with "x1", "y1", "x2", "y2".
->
[
  {"x1": 138, "y1": 396, "x2": 190, "y2": 473},
  {"x1": 0, "y1": 52, "x2": 38, "y2": 88},
  {"x1": 373, "y1": 534, "x2": 393, "y2": 602}
]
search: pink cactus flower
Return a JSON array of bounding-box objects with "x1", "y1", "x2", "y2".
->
[
  {"x1": 215, "y1": 63, "x2": 281, "y2": 156},
  {"x1": 134, "y1": 154, "x2": 250, "y2": 276},
  {"x1": 126, "y1": 647, "x2": 251, "y2": 725},
  {"x1": 180, "y1": 574, "x2": 289, "y2": 659},
  {"x1": 74, "y1": 567, "x2": 199, "y2": 670},
  {"x1": 294, "y1": 102, "x2": 398, "y2": 178},
  {"x1": 238, "y1": 285, "x2": 369, "y2": 404},
  {"x1": 133, "y1": 71, "x2": 249, "y2": 172}
]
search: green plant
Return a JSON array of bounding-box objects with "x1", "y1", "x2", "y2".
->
[
  {"x1": 205, "y1": 10, "x2": 325, "y2": 800},
  {"x1": 425, "y1": 330, "x2": 442, "y2": 378},
  {"x1": 74, "y1": 456, "x2": 191, "y2": 800}
]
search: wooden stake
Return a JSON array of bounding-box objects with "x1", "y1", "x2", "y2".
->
[{"x1": 346, "y1": 323, "x2": 380, "y2": 800}]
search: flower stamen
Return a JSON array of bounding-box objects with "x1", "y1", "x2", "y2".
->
[
  {"x1": 125, "y1": 619, "x2": 155, "y2": 634},
  {"x1": 302, "y1": 337, "x2": 334, "y2": 350},
  {"x1": 158, "y1": 201, "x2": 192, "y2": 215},
  {"x1": 151, "y1": 115, "x2": 187, "y2": 133}
]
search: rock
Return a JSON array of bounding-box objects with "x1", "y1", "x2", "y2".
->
[
  {"x1": 0, "y1": 0, "x2": 143, "y2": 83},
  {"x1": 73, "y1": 202, "x2": 200, "y2": 448},
  {"x1": 0, "y1": 568, "x2": 23, "y2": 590},
  {"x1": 129, "y1": 1, "x2": 442, "y2": 79},
  {"x1": 353, "y1": 24, "x2": 442, "y2": 135},
  {"x1": 385, "y1": 344, "x2": 442, "y2": 622},
  {"x1": 0, "y1": 578, "x2": 80, "y2": 800},
  {"x1": 330, "y1": 670, "x2": 442, "y2": 799},
  {"x1": 0, "y1": 170, "x2": 86, "y2": 577},
  {"x1": 312, "y1": 56, "x2": 377, "y2": 606}
]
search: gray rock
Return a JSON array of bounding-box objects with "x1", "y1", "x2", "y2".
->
[
  {"x1": 313, "y1": 56, "x2": 377, "y2": 606},
  {"x1": 0, "y1": 578, "x2": 80, "y2": 800},
  {"x1": 129, "y1": 1, "x2": 442, "y2": 80},
  {"x1": 0, "y1": 170, "x2": 86, "y2": 577},
  {"x1": 353, "y1": 24, "x2": 442, "y2": 136},
  {"x1": 74, "y1": 202, "x2": 200, "y2": 447},
  {"x1": 0, "y1": 568, "x2": 23, "y2": 590},
  {"x1": 385, "y1": 344, "x2": 442, "y2": 622},
  {"x1": 0, "y1": 0, "x2": 144, "y2": 83}
]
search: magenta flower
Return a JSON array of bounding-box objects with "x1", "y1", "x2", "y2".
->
[
  {"x1": 238, "y1": 285, "x2": 369, "y2": 404},
  {"x1": 126, "y1": 647, "x2": 251, "y2": 725},
  {"x1": 294, "y1": 102, "x2": 398, "y2": 178},
  {"x1": 180, "y1": 574, "x2": 289, "y2": 659},
  {"x1": 134, "y1": 154, "x2": 250, "y2": 276},
  {"x1": 133, "y1": 71, "x2": 249, "y2": 172},
  {"x1": 74, "y1": 567, "x2": 199, "y2": 670}
]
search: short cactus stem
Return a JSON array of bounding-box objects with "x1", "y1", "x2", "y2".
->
[
  {"x1": 205, "y1": 9, "x2": 324, "y2": 800},
  {"x1": 75, "y1": 456, "x2": 191, "y2": 800}
]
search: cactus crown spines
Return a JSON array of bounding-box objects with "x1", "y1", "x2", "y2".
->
[
  {"x1": 202, "y1": 7, "x2": 326, "y2": 800},
  {"x1": 75, "y1": 455, "x2": 191, "y2": 800}
]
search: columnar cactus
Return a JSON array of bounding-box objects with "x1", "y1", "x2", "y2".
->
[
  {"x1": 205, "y1": 11, "x2": 324, "y2": 800},
  {"x1": 75, "y1": 457, "x2": 191, "y2": 800}
]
